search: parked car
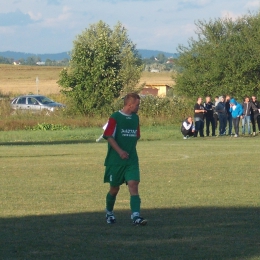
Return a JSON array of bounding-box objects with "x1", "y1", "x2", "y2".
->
[{"x1": 10, "y1": 95, "x2": 65, "y2": 113}]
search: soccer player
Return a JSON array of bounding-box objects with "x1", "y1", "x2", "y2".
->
[{"x1": 103, "y1": 93, "x2": 147, "y2": 226}]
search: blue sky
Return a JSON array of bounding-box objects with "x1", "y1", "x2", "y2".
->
[{"x1": 0, "y1": 0, "x2": 259, "y2": 54}]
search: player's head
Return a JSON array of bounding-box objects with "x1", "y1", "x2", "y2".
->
[{"x1": 124, "y1": 93, "x2": 140, "y2": 113}]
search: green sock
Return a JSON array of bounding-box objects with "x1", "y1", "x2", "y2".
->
[
  {"x1": 106, "y1": 192, "x2": 116, "y2": 212},
  {"x1": 130, "y1": 195, "x2": 141, "y2": 213}
]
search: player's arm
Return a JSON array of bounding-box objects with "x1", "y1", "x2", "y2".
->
[
  {"x1": 107, "y1": 137, "x2": 129, "y2": 159},
  {"x1": 103, "y1": 117, "x2": 129, "y2": 159},
  {"x1": 137, "y1": 124, "x2": 140, "y2": 140}
]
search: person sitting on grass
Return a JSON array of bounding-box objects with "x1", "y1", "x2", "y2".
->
[{"x1": 181, "y1": 116, "x2": 195, "y2": 139}]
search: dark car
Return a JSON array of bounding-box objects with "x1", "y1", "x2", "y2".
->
[{"x1": 11, "y1": 95, "x2": 65, "y2": 113}]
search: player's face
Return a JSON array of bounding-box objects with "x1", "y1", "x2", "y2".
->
[{"x1": 130, "y1": 99, "x2": 140, "y2": 113}]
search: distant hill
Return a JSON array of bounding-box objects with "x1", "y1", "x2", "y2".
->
[
  {"x1": 138, "y1": 49, "x2": 178, "y2": 59},
  {"x1": 0, "y1": 49, "x2": 178, "y2": 61},
  {"x1": 0, "y1": 51, "x2": 70, "y2": 61}
]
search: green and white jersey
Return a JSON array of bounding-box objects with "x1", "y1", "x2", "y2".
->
[{"x1": 103, "y1": 110, "x2": 140, "y2": 166}]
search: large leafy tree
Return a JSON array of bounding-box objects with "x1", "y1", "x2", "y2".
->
[
  {"x1": 58, "y1": 21, "x2": 143, "y2": 114},
  {"x1": 173, "y1": 12, "x2": 260, "y2": 100}
]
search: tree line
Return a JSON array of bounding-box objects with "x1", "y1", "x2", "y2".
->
[
  {"x1": 0, "y1": 56, "x2": 70, "y2": 66},
  {"x1": 0, "y1": 52, "x2": 176, "y2": 71}
]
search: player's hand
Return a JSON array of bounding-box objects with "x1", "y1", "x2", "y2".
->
[{"x1": 119, "y1": 150, "x2": 129, "y2": 159}]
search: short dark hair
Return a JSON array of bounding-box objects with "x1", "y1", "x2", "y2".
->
[{"x1": 124, "y1": 93, "x2": 140, "y2": 105}]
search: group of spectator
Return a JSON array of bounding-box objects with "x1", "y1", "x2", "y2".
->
[{"x1": 181, "y1": 95, "x2": 260, "y2": 139}]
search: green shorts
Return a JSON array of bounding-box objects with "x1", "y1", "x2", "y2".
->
[{"x1": 104, "y1": 164, "x2": 140, "y2": 186}]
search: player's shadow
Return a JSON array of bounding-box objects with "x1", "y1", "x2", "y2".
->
[{"x1": 1, "y1": 207, "x2": 259, "y2": 260}]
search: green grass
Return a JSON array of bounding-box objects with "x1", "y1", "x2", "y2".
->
[
  {"x1": 0, "y1": 129, "x2": 260, "y2": 260},
  {"x1": 0, "y1": 125, "x2": 179, "y2": 144}
]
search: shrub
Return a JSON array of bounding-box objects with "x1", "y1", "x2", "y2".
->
[{"x1": 27, "y1": 123, "x2": 71, "y2": 131}]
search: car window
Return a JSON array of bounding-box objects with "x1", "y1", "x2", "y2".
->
[
  {"x1": 17, "y1": 97, "x2": 26, "y2": 104},
  {"x1": 35, "y1": 96, "x2": 54, "y2": 104},
  {"x1": 27, "y1": 98, "x2": 33, "y2": 105},
  {"x1": 28, "y1": 98, "x2": 39, "y2": 105}
]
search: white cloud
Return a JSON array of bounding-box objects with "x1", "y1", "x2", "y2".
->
[
  {"x1": 40, "y1": 6, "x2": 72, "y2": 28},
  {"x1": 180, "y1": 23, "x2": 197, "y2": 35},
  {"x1": 245, "y1": 1, "x2": 260, "y2": 8},
  {"x1": 28, "y1": 11, "x2": 42, "y2": 21},
  {"x1": 221, "y1": 10, "x2": 242, "y2": 20},
  {"x1": 0, "y1": 26, "x2": 15, "y2": 34},
  {"x1": 42, "y1": 14, "x2": 71, "y2": 28},
  {"x1": 62, "y1": 6, "x2": 71, "y2": 13},
  {"x1": 181, "y1": 0, "x2": 212, "y2": 5}
]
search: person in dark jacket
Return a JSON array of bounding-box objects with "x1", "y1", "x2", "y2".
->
[
  {"x1": 213, "y1": 96, "x2": 219, "y2": 130},
  {"x1": 241, "y1": 96, "x2": 254, "y2": 135},
  {"x1": 204, "y1": 96, "x2": 216, "y2": 136},
  {"x1": 181, "y1": 116, "x2": 195, "y2": 139},
  {"x1": 225, "y1": 95, "x2": 232, "y2": 135},
  {"x1": 230, "y1": 98, "x2": 243, "y2": 137},
  {"x1": 251, "y1": 96, "x2": 260, "y2": 135},
  {"x1": 215, "y1": 96, "x2": 227, "y2": 135},
  {"x1": 194, "y1": 97, "x2": 206, "y2": 137}
]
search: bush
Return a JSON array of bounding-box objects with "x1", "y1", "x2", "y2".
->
[{"x1": 27, "y1": 123, "x2": 71, "y2": 131}]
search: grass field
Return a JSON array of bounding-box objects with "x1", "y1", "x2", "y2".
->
[
  {"x1": 0, "y1": 64, "x2": 174, "y2": 96},
  {"x1": 1, "y1": 128, "x2": 260, "y2": 260}
]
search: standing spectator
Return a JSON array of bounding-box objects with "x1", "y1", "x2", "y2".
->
[
  {"x1": 213, "y1": 96, "x2": 219, "y2": 131},
  {"x1": 194, "y1": 97, "x2": 206, "y2": 137},
  {"x1": 241, "y1": 96, "x2": 253, "y2": 135},
  {"x1": 225, "y1": 95, "x2": 232, "y2": 135},
  {"x1": 181, "y1": 116, "x2": 195, "y2": 139},
  {"x1": 215, "y1": 96, "x2": 227, "y2": 135},
  {"x1": 204, "y1": 96, "x2": 216, "y2": 136},
  {"x1": 251, "y1": 95, "x2": 260, "y2": 135},
  {"x1": 230, "y1": 98, "x2": 243, "y2": 137}
]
